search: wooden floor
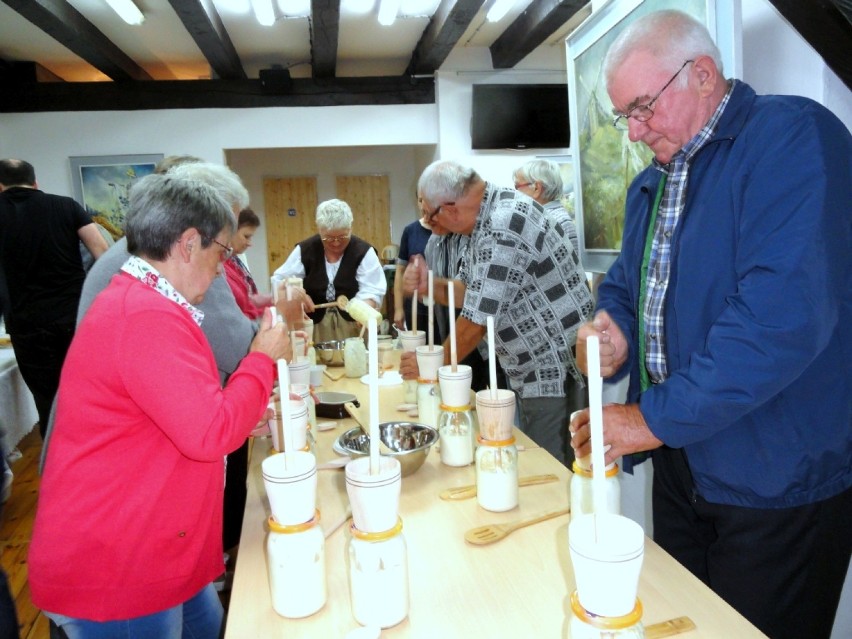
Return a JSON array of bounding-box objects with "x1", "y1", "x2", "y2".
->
[{"x1": 2, "y1": 429, "x2": 49, "y2": 639}]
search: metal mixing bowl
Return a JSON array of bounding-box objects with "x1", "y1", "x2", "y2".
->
[
  {"x1": 335, "y1": 422, "x2": 439, "y2": 476},
  {"x1": 314, "y1": 340, "x2": 345, "y2": 367}
]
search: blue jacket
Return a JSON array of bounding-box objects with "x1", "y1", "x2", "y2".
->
[{"x1": 598, "y1": 81, "x2": 852, "y2": 508}]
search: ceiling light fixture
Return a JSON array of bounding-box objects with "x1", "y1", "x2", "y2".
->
[
  {"x1": 104, "y1": 0, "x2": 145, "y2": 25},
  {"x1": 485, "y1": 0, "x2": 515, "y2": 22},
  {"x1": 250, "y1": 0, "x2": 276, "y2": 26},
  {"x1": 377, "y1": 0, "x2": 401, "y2": 26}
]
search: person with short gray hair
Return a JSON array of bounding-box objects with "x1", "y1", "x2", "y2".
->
[
  {"x1": 29, "y1": 172, "x2": 290, "y2": 636},
  {"x1": 272, "y1": 198, "x2": 386, "y2": 343},
  {"x1": 512, "y1": 159, "x2": 579, "y2": 256}
]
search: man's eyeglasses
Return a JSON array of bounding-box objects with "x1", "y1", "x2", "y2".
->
[
  {"x1": 206, "y1": 237, "x2": 233, "y2": 261},
  {"x1": 320, "y1": 233, "x2": 351, "y2": 244},
  {"x1": 611, "y1": 60, "x2": 694, "y2": 130},
  {"x1": 428, "y1": 202, "x2": 454, "y2": 224}
]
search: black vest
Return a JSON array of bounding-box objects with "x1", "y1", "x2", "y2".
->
[{"x1": 300, "y1": 234, "x2": 372, "y2": 323}]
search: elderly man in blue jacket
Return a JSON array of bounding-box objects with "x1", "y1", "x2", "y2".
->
[{"x1": 570, "y1": 10, "x2": 851, "y2": 639}]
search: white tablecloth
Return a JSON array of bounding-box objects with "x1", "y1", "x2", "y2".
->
[{"x1": 0, "y1": 346, "x2": 38, "y2": 453}]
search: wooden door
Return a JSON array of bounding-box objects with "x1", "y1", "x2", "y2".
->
[
  {"x1": 335, "y1": 174, "x2": 391, "y2": 251},
  {"x1": 264, "y1": 177, "x2": 319, "y2": 278}
]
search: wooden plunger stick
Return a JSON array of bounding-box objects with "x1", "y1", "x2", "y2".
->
[
  {"x1": 427, "y1": 270, "x2": 434, "y2": 350},
  {"x1": 411, "y1": 288, "x2": 418, "y2": 335},
  {"x1": 448, "y1": 280, "x2": 457, "y2": 371},
  {"x1": 487, "y1": 316, "x2": 497, "y2": 399},
  {"x1": 586, "y1": 335, "x2": 607, "y2": 534},
  {"x1": 368, "y1": 317, "x2": 381, "y2": 475}
]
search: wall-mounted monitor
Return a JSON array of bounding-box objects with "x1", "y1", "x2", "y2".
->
[{"x1": 470, "y1": 84, "x2": 570, "y2": 150}]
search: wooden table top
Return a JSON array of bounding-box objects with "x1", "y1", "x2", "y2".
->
[{"x1": 225, "y1": 357, "x2": 765, "y2": 638}]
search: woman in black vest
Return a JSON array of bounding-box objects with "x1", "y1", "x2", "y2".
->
[{"x1": 272, "y1": 199, "x2": 386, "y2": 343}]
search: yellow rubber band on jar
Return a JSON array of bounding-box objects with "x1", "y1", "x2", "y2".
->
[
  {"x1": 476, "y1": 435, "x2": 515, "y2": 447},
  {"x1": 571, "y1": 462, "x2": 619, "y2": 478},
  {"x1": 267, "y1": 443, "x2": 311, "y2": 456},
  {"x1": 268, "y1": 510, "x2": 321, "y2": 534},
  {"x1": 570, "y1": 591, "x2": 643, "y2": 629},
  {"x1": 416, "y1": 378, "x2": 437, "y2": 385},
  {"x1": 350, "y1": 517, "x2": 403, "y2": 541},
  {"x1": 439, "y1": 404, "x2": 472, "y2": 412}
]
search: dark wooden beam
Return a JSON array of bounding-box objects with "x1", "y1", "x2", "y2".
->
[
  {"x1": 0, "y1": 76, "x2": 435, "y2": 112},
  {"x1": 0, "y1": 0, "x2": 151, "y2": 81},
  {"x1": 166, "y1": 0, "x2": 247, "y2": 80},
  {"x1": 490, "y1": 0, "x2": 587, "y2": 69},
  {"x1": 311, "y1": 0, "x2": 341, "y2": 79},
  {"x1": 767, "y1": 0, "x2": 852, "y2": 92},
  {"x1": 405, "y1": 0, "x2": 486, "y2": 76}
]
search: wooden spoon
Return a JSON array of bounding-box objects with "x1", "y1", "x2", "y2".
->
[
  {"x1": 343, "y1": 401, "x2": 393, "y2": 456},
  {"x1": 645, "y1": 616, "x2": 696, "y2": 638},
  {"x1": 464, "y1": 508, "x2": 570, "y2": 545},
  {"x1": 440, "y1": 474, "x2": 559, "y2": 501}
]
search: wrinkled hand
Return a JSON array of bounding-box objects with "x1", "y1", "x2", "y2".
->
[
  {"x1": 393, "y1": 309, "x2": 406, "y2": 331},
  {"x1": 402, "y1": 255, "x2": 428, "y2": 297},
  {"x1": 569, "y1": 404, "x2": 663, "y2": 466},
  {"x1": 250, "y1": 307, "x2": 291, "y2": 362},
  {"x1": 576, "y1": 310, "x2": 629, "y2": 378},
  {"x1": 399, "y1": 351, "x2": 420, "y2": 380}
]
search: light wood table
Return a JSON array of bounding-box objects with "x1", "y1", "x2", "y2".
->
[{"x1": 225, "y1": 360, "x2": 766, "y2": 638}]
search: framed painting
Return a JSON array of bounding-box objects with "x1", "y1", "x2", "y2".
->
[
  {"x1": 565, "y1": 0, "x2": 741, "y2": 273},
  {"x1": 69, "y1": 154, "x2": 162, "y2": 233}
]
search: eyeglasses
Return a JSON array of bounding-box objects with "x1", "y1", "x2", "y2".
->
[
  {"x1": 320, "y1": 233, "x2": 351, "y2": 244},
  {"x1": 206, "y1": 237, "x2": 233, "y2": 261},
  {"x1": 611, "y1": 60, "x2": 694, "y2": 130},
  {"x1": 514, "y1": 182, "x2": 533, "y2": 189},
  {"x1": 428, "y1": 202, "x2": 455, "y2": 224}
]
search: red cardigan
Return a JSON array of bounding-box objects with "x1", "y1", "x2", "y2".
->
[
  {"x1": 29, "y1": 273, "x2": 274, "y2": 620},
  {"x1": 224, "y1": 257, "x2": 263, "y2": 320}
]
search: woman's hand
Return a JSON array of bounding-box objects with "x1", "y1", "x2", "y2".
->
[{"x1": 250, "y1": 307, "x2": 292, "y2": 362}]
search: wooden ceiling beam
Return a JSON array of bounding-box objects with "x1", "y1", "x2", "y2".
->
[
  {"x1": 490, "y1": 0, "x2": 587, "y2": 69},
  {"x1": 0, "y1": 0, "x2": 151, "y2": 81},
  {"x1": 0, "y1": 76, "x2": 435, "y2": 112},
  {"x1": 311, "y1": 0, "x2": 341, "y2": 79},
  {"x1": 166, "y1": 0, "x2": 247, "y2": 80},
  {"x1": 767, "y1": 0, "x2": 852, "y2": 92},
  {"x1": 406, "y1": 0, "x2": 486, "y2": 76}
]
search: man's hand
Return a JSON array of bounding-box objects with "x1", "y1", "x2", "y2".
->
[
  {"x1": 402, "y1": 255, "x2": 428, "y2": 297},
  {"x1": 576, "y1": 310, "x2": 629, "y2": 378},
  {"x1": 569, "y1": 404, "x2": 663, "y2": 466},
  {"x1": 399, "y1": 351, "x2": 420, "y2": 380}
]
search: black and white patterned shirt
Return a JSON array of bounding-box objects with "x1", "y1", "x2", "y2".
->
[{"x1": 458, "y1": 183, "x2": 593, "y2": 398}]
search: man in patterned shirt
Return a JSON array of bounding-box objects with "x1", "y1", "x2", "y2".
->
[
  {"x1": 401, "y1": 160, "x2": 593, "y2": 465},
  {"x1": 570, "y1": 10, "x2": 851, "y2": 639}
]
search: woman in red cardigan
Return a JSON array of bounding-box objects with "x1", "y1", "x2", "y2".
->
[
  {"x1": 28, "y1": 173, "x2": 291, "y2": 638},
  {"x1": 223, "y1": 207, "x2": 273, "y2": 320}
]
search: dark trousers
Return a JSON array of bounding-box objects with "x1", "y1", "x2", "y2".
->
[
  {"x1": 222, "y1": 439, "x2": 249, "y2": 552},
  {"x1": 10, "y1": 323, "x2": 75, "y2": 439},
  {"x1": 652, "y1": 446, "x2": 852, "y2": 639},
  {"x1": 0, "y1": 495, "x2": 20, "y2": 639}
]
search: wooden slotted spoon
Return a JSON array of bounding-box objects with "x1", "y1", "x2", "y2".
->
[
  {"x1": 464, "y1": 508, "x2": 570, "y2": 545},
  {"x1": 645, "y1": 616, "x2": 696, "y2": 638},
  {"x1": 440, "y1": 474, "x2": 559, "y2": 501}
]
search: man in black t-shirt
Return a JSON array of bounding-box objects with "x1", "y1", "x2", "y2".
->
[{"x1": 0, "y1": 159, "x2": 109, "y2": 438}]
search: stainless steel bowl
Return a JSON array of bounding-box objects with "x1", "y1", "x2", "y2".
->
[
  {"x1": 334, "y1": 422, "x2": 439, "y2": 476},
  {"x1": 314, "y1": 340, "x2": 345, "y2": 367}
]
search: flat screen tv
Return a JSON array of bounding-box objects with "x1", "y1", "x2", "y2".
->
[{"x1": 470, "y1": 84, "x2": 570, "y2": 150}]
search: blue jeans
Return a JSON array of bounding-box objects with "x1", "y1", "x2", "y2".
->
[{"x1": 47, "y1": 583, "x2": 223, "y2": 639}]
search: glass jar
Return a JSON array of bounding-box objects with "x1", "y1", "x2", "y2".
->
[
  {"x1": 568, "y1": 591, "x2": 644, "y2": 639},
  {"x1": 348, "y1": 517, "x2": 409, "y2": 629},
  {"x1": 266, "y1": 511, "x2": 327, "y2": 618},
  {"x1": 475, "y1": 435, "x2": 518, "y2": 512},
  {"x1": 344, "y1": 337, "x2": 367, "y2": 378},
  {"x1": 438, "y1": 404, "x2": 474, "y2": 467},
  {"x1": 570, "y1": 462, "x2": 621, "y2": 519},
  {"x1": 416, "y1": 379, "x2": 441, "y2": 429}
]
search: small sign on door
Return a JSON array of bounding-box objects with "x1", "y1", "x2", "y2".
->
[{"x1": 288, "y1": 208, "x2": 296, "y2": 217}]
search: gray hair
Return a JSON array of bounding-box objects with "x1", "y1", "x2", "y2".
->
[
  {"x1": 513, "y1": 159, "x2": 563, "y2": 202},
  {"x1": 417, "y1": 160, "x2": 481, "y2": 205},
  {"x1": 316, "y1": 199, "x2": 353, "y2": 231},
  {"x1": 125, "y1": 173, "x2": 235, "y2": 261},
  {"x1": 603, "y1": 10, "x2": 723, "y2": 92},
  {"x1": 166, "y1": 162, "x2": 249, "y2": 211}
]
